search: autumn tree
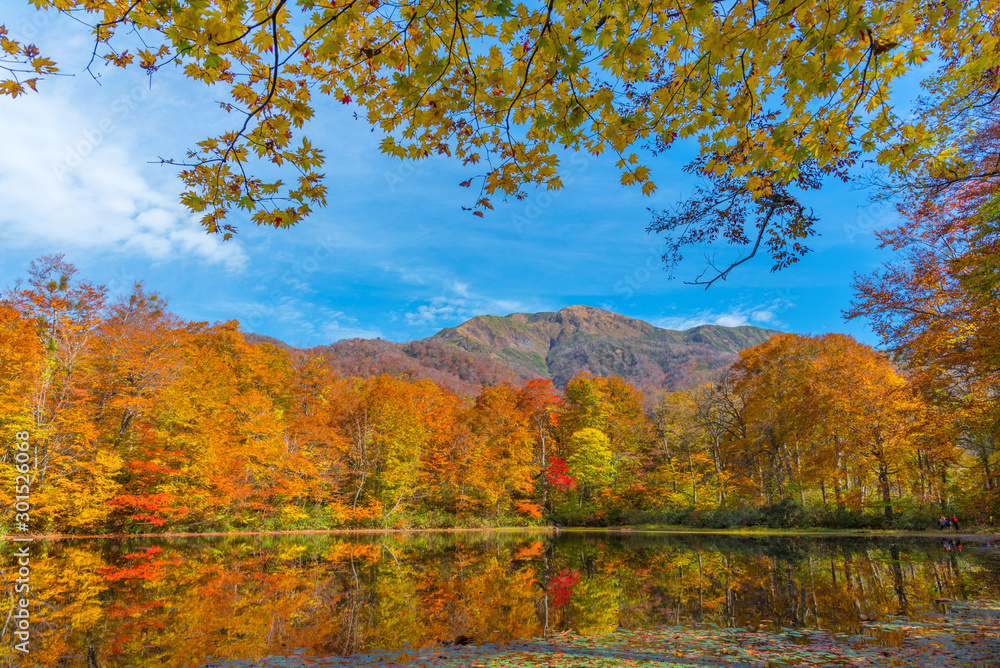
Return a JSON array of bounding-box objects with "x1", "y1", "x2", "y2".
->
[
  {"x1": 516, "y1": 378, "x2": 563, "y2": 511},
  {"x1": 285, "y1": 353, "x2": 354, "y2": 512},
  {"x1": 652, "y1": 390, "x2": 715, "y2": 508},
  {"x1": 111, "y1": 321, "x2": 304, "y2": 529},
  {"x1": 848, "y1": 108, "x2": 1000, "y2": 515},
  {"x1": 1, "y1": 254, "x2": 111, "y2": 529},
  {"x1": 3, "y1": 0, "x2": 996, "y2": 273},
  {"x1": 83, "y1": 284, "x2": 191, "y2": 529},
  {"x1": 0, "y1": 304, "x2": 44, "y2": 518},
  {"x1": 566, "y1": 427, "x2": 614, "y2": 507},
  {"x1": 809, "y1": 336, "x2": 931, "y2": 519},
  {"x1": 727, "y1": 334, "x2": 818, "y2": 506},
  {"x1": 339, "y1": 374, "x2": 460, "y2": 520},
  {"x1": 89, "y1": 284, "x2": 177, "y2": 446},
  {"x1": 729, "y1": 333, "x2": 942, "y2": 519},
  {"x1": 689, "y1": 379, "x2": 744, "y2": 505},
  {"x1": 560, "y1": 374, "x2": 651, "y2": 477},
  {"x1": 0, "y1": 304, "x2": 40, "y2": 436},
  {"x1": 462, "y1": 383, "x2": 537, "y2": 516}
]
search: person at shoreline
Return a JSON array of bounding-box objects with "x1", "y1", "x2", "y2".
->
[{"x1": 952, "y1": 515, "x2": 960, "y2": 532}]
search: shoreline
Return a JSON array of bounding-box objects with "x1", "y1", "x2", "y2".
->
[
  {"x1": 0, "y1": 525, "x2": 553, "y2": 541},
  {"x1": 2, "y1": 525, "x2": 997, "y2": 541},
  {"x1": 589, "y1": 526, "x2": 1000, "y2": 540}
]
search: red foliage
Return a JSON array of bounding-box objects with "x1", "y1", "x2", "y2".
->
[
  {"x1": 544, "y1": 457, "x2": 577, "y2": 491},
  {"x1": 110, "y1": 492, "x2": 183, "y2": 527},
  {"x1": 549, "y1": 568, "x2": 580, "y2": 607}
]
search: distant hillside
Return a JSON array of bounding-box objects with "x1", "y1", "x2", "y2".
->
[
  {"x1": 246, "y1": 305, "x2": 781, "y2": 396},
  {"x1": 429, "y1": 305, "x2": 779, "y2": 392},
  {"x1": 311, "y1": 338, "x2": 522, "y2": 396}
]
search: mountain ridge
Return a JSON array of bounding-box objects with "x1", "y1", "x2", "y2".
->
[{"x1": 246, "y1": 305, "x2": 782, "y2": 396}]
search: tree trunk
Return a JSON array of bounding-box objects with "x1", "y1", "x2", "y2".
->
[
  {"x1": 939, "y1": 463, "x2": 949, "y2": 510},
  {"x1": 982, "y1": 448, "x2": 995, "y2": 491},
  {"x1": 878, "y1": 460, "x2": 892, "y2": 520},
  {"x1": 687, "y1": 445, "x2": 697, "y2": 507},
  {"x1": 540, "y1": 429, "x2": 549, "y2": 514},
  {"x1": 712, "y1": 436, "x2": 724, "y2": 505}
]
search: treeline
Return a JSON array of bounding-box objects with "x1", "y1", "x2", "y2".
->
[{"x1": 0, "y1": 255, "x2": 997, "y2": 533}]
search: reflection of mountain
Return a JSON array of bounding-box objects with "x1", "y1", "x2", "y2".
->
[{"x1": 247, "y1": 305, "x2": 780, "y2": 395}]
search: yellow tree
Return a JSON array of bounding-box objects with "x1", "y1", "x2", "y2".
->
[
  {"x1": 566, "y1": 427, "x2": 615, "y2": 507},
  {"x1": 0, "y1": 305, "x2": 40, "y2": 435},
  {"x1": 560, "y1": 374, "x2": 651, "y2": 488},
  {"x1": 733, "y1": 333, "x2": 942, "y2": 518},
  {"x1": 340, "y1": 375, "x2": 457, "y2": 520},
  {"x1": 0, "y1": 304, "x2": 44, "y2": 526},
  {"x1": 4, "y1": 0, "x2": 996, "y2": 265},
  {"x1": 652, "y1": 390, "x2": 717, "y2": 508},
  {"x1": 729, "y1": 334, "x2": 820, "y2": 506},
  {"x1": 1, "y1": 255, "x2": 111, "y2": 530},
  {"x1": 811, "y1": 337, "x2": 932, "y2": 519}
]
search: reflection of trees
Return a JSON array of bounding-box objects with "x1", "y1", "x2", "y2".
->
[{"x1": 1, "y1": 534, "x2": 998, "y2": 667}]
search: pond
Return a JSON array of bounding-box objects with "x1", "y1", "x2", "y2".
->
[{"x1": 2, "y1": 531, "x2": 999, "y2": 667}]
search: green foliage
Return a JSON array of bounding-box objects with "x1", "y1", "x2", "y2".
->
[{"x1": 604, "y1": 503, "x2": 952, "y2": 531}]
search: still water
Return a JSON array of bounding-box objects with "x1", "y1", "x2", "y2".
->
[{"x1": 1, "y1": 531, "x2": 998, "y2": 667}]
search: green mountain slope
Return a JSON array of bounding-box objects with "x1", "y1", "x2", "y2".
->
[{"x1": 428, "y1": 305, "x2": 780, "y2": 390}]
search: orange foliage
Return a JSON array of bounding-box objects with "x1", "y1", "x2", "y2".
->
[{"x1": 0, "y1": 253, "x2": 994, "y2": 532}]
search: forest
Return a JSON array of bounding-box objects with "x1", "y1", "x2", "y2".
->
[
  {"x1": 1, "y1": 227, "x2": 998, "y2": 535},
  {"x1": 2, "y1": 1, "x2": 998, "y2": 536},
  {"x1": 3, "y1": 106, "x2": 1000, "y2": 533}
]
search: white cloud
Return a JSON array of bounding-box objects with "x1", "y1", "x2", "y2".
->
[
  {"x1": 318, "y1": 319, "x2": 384, "y2": 342},
  {"x1": 313, "y1": 307, "x2": 383, "y2": 341},
  {"x1": 404, "y1": 281, "x2": 529, "y2": 328},
  {"x1": 0, "y1": 93, "x2": 248, "y2": 270},
  {"x1": 406, "y1": 296, "x2": 470, "y2": 327},
  {"x1": 651, "y1": 294, "x2": 795, "y2": 331},
  {"x1": 231, "y1": 295, "x2": 382, "y2": 344}
]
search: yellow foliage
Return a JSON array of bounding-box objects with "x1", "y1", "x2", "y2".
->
[{"x1": 4, "y1": 0, "x2": 995, "y2": 238}]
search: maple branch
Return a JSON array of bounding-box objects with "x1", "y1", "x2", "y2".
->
[
  {"x1": 257, "y1": 5, "x2": 282, "y2": 121},
  {"x1": 504, "y1": 0, "x2": 556, "y2": 148},
  {"x1": 686, "y1": 193, "x2": 813, "y2": 289},
  {"x1": 216, "y1": 0, "x2": 286, "y2": 47},
  {"x1": 280, "y1": 0, "x2": 359, "y2": 66},
  {"x1": 82, "y1": 0, "x2": 145, "y2": 80},
  {"x1": 688, "y1": 210, "x2": 772, "y2": 290}
]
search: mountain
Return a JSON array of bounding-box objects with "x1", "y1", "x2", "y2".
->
[
  {"x1": 428, "y1": 305, "x2": 779, "y2": 391},
  {"x1": 245, "y1": 333, "x2": 519, "y2": 397},
  {"x1": 246, "y1": 305, "x2": 781, "y2": 396}
]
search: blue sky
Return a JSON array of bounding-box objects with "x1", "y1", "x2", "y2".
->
[{"x1": 0, "y1": 5, "x2": 903, "y2": 349}]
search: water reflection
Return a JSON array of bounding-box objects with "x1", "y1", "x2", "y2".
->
[{"x1": 1, "y1": 532, "x2": 998, "y2": 667}]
